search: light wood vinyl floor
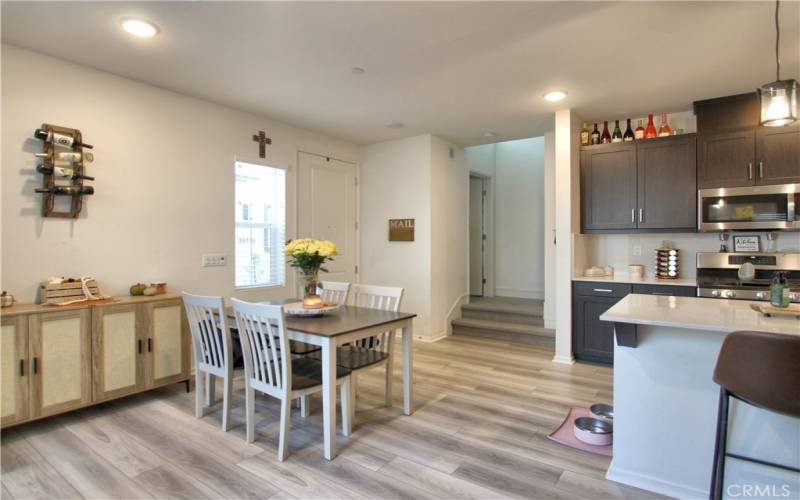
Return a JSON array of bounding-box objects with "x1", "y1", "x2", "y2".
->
[{"x1": 1, "y1": 335, "x2": 666, "y2": 499}]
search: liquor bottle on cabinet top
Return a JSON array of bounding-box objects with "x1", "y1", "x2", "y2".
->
[
  {"x1": 590, "y1": 123, "x2": 601, "y2": 144},
  {"x1": 580, "y1": 123, "x2": 590, "y2": 145},
  {"x1": 611, "y1": 120, "x2": 623, "y2": 143},
  {"x1": 623, "y1": 118, "x2": 635, "y2": 142},
  {"x1": 35, "y1": 185, "x2": 94, "y2": 196},
  {"x1": 644, "y1": 114, "x2": 658, "y2": 139},
  {"x1": 658, "y1": 112, "x2": 672, "y2": 137},
  {"x1": 33, "y1": 128, "x2": 94, "y2": 149},
  {"x1": 634, "y1": 119, "x2": 645, "y2": 140},
  {"x1": 600, "y1": 121, "x2": 612, "y2": 143},
  {"x1": 36, "y1": 164, "x2": 95, "y2": 181}
]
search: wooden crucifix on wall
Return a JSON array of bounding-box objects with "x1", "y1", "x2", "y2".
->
[{"x1": 252, "y1": 130, "x2": 272, "y2": 158}]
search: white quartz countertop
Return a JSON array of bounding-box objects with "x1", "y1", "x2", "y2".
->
[
  {"x1": 573, "y1": 273, "x2": 696, "y2": 287},
  {"x1": 600, "y1": 294, "x2": 799, "y2": 337}
]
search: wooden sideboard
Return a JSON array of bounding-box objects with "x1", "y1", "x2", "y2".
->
[{"x1": 1, "y1": 294, "x2": 190, "y2": 428}]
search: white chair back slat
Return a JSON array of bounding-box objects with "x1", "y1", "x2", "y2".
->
[
  {"x1": 349, "y1": 284, "x2": 403, "y2": 352},
  {"x1": 319, "y1": 281, "x2": 350, "y2": 306},
  {"x1": 232, "y1": 298, "x2": 290, "y2": 398},
  {"x1": 182, "y1": 292, "x2": 230, "y2": 375}
]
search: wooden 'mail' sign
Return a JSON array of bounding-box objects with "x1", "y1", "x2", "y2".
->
[{"x1": 389, "y1": 218, "x2": 415, "y2": 241}]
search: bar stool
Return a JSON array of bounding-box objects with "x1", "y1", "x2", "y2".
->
[{"x1": 710, "y1": 331, "x2": 800, "y2": 500}]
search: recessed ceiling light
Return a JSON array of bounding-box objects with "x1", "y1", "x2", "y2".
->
[
  {"x1": 482, "y1": 132, "x2": 497, "y2": 138},
  {"x1": 386, "y1": 122, "x2": 404, "y2": 129},
  {"x1": 121, "y1": 18, "x2": 159, "y2": 38},
  {"x1": 543, "y1": 90, "x2": 567, "y2": 102},
  {"x1": 350, "y1": 67, "x2": 365, "y2": 75}
]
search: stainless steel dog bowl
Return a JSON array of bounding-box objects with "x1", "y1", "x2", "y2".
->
[
  {"x1": 573, "y1": 416, "x2": 613, "y2": 445},
  {"x1": 590, "y1": 403, "x2": 614, "y2": 420}
]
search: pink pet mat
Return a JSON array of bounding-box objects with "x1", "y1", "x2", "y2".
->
[{"x1": 547, "y1": 407, "x2": 613, "y2": 457}]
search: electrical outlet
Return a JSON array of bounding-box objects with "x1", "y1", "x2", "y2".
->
[
  {"x1": 632, "y1": 245, "x2": 642, "y2": 257},
  {"x1": 202, "y1": 254, "x2": 227, "y2": 267}
]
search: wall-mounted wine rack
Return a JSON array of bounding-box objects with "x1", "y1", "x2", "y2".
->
[{"x1": 36, "y1": 123, "x2": 92, "y2": 218}]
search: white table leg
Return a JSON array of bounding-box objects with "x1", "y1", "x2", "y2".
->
[
  {"x1": 321, "y1": 338, "x2": 337, "y2": 460},
  {"x1": 402, "y1": 321, "x2": 413, "y2": 415},
  {"x1": 385, "y1": 331, "x2": 395, "y2": 407}
]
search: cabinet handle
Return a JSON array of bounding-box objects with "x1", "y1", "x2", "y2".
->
[
  {"x1": 33, "y1": 357, "x2": 38, "y2": 374},
  {"x1": 593, "y1": 288, "x2": 614, "y2": 293},
  {"x1": 147, "y1": 338, "x2": 152, "y2": 352},
  {"x1": 631, "y1": 209, "x2": 635, "y2": 223},
  {"x1": 759, "y1": 161, "x2": 764, "y2": 179},
  {"x1": 639, "y1": 208, "x2": 643, "y2": 223},
  {"x1": 138, "y1": 339, "x2": 143, "y2": 354},
  {"x1": 19, "y1": 359, "x2": 24, "y2": 377},
  {"x1": 748, "y1": 163, "x2": 753, "y2": 180}
]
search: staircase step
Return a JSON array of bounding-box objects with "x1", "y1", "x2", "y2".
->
[
  {"x1": 461, "y1": 299, "x2": 544, "y2": 325},
  {"x1": 451, "y1": 318, "x2": 554, "y2": 348}
]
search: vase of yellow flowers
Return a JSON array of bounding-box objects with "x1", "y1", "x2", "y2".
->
[{"x1": 284, "y1": 239, "x2": 339, "y2": 304}]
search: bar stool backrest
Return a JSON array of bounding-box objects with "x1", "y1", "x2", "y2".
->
[{"x1": 713, "y1": 330, "x2": 800, "y2": 418}]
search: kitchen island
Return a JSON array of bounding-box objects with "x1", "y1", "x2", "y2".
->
[{"x1": 600, "y1": 294, "x2": 799, "y2": 499}]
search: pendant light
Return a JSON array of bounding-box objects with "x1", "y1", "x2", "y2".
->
[{"x1": 758, "y1": 1, "x2": 797, "y2": 127}]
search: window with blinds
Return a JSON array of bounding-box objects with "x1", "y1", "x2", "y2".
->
[{"x1": 235, "y1": 161, "x2": 286, "y2": 288}]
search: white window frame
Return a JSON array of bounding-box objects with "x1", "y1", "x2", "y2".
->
[{"x1": 233, "y1": 157, "x2": 289, "y2": 290}]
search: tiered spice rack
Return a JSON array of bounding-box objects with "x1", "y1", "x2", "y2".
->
[{"x1": 38, "y1": 123, "x2": 88, "y2": 218}]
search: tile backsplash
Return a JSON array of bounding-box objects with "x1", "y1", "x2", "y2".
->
[{"x1": 582, "y1": 232, "x2": 800, "y2": 278}]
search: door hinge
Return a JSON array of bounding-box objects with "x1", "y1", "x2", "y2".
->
[
  {"x1": 482, "y1": 190, "x2": 487, "y2": 196},
  {"x1": 482, "y1": 278, "x2": 487, "y2": 284},
  {"x1": 355, "y1": 265, "x2": 359, "y2": 274},
  {"x1": 354, "y1": 177, "x2": 358, "y2": 187},
  {"x1": 482, "y1": 234, "x2": 486, "y2": 241},
  {"x1": 355, "y1": 221, "x2": 359, "y2": 230}
]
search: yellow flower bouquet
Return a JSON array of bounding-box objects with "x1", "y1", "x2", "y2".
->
[{"x1": 284, "y1": 238, "x2": 339, "y2": 298}]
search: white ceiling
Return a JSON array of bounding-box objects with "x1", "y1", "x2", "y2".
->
[{"x1": 2, "y1": 1, "x2": 798, "y2": 146}]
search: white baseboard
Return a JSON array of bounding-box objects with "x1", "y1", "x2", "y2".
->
[
  {"x1": 606, "y1": 461, "x2": 707, "y2": 500},
  {"x1": 444, "y1": 293, "x2": 469, "y2": 337},
  {"x1": 495, "y1": 288, "x2": 544, "y2": 300},
  {"x1": 551, "y1": 354, "x2": 575, "y2": 365},
  {"x1": 416, "y1": 333, "x2": 448, "y2": 343}
]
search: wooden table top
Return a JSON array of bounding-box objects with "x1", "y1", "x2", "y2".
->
[{"x1": 225, "y1": 301, "x2": 416, "y2": 338}]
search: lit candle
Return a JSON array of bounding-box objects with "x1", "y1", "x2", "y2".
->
[{"x1": 302, "y1": 295, "x2": 325, "y2": 309}]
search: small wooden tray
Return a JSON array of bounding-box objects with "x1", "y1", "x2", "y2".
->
[{"x1": 749, "y1": 303, "x2": 800, "y2": 319}]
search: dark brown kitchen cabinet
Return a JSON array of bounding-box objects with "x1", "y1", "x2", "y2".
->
[
  {"x1": 581, "y1": 143, "x2": 637, "y2": 231},
  {"x1": 697, "y1": 130, "x2": 756, "y2": 189},
  {"x1": 581, "y1": 135, "x2": 697, "y2": 233},
  {"x1": 637, "y1": 135, "x2": 697, "y2": 230},
  {"x1": 756, "y1": 125, "x2": 800, "y2": 185}
]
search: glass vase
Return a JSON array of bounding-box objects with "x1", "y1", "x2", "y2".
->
[{"x1": 297, "y1": 269, "x2": 319, "y2": 299}]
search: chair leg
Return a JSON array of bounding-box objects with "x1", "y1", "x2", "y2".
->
[
  {"x1": 278, "y1": 398, "x2": 291, "y2": 462},
  {"x1": 341, "y1": 377, "x2": 351, "y2": 437},
  {"x1": 206, "y1": 373, "x2": 216, "y2": 406},
  {"x1": 245, "y1": 386, "x2": 255, "y2": 443},
  {"x1": 221, "y1": 375, "x2": 233, "y2": 432},
  {"x1": 710, "y1": 387, "x2": 729, "y2": 500},
  {"x1": 300, "y1": 395, "x2": 310, "y2": 418},
  {"x1": 194, "y1": 370, "x2": 204, "y2": 418}
]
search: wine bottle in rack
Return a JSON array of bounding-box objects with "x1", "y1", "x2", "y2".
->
[
  {"x1": 590, "y1": 123, "x2": 601, "y2": 144},
  {"x1": 623, "y1": 118, "x2": 635, "y2": 142},
  {"x1": 611, "y1": 120, "x2": 623, "y2": 143},
  {"x1": 634, "y1": 119, "x2": 645, "y2": 140},
  {"x1": 35, "y1": 186, "x2": 94, "y2": 196},
  {"x1": 35, "y1": 151, "x2": 94, "y2": 162},
  {"x1": 36, "y1": 165, "x2": 95, "y2": 181},
  {"x1": 33, "y1": 128, "x2": 94, "y2": 149},
  {"x1": 600, "y1": 121, "x2": 612, "y2": 144}
]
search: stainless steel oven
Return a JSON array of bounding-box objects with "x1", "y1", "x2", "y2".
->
[{"x1": 698, "y1": 183, "x2": 799, "y2": 231}]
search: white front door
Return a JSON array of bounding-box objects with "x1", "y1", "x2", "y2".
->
[
  {"x1": 297, "y1": 152, "x2": 357, "y2": 285},
  {"x1": 469, "y1": 176, "x2": 485, "y2": 296}
]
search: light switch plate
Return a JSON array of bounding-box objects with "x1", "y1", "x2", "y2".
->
[
  {"x1": 202, "y1": 254, "x2": 227, "y2": 267},
  {"x1": 632, "y1": 245, "x2": 642, "y2": 257}
]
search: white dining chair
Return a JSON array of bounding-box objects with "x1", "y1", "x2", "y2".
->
[
  {"x1": 318, "y1": 281, "x2": 350, "y2": 305},
  {"x1": 231, "y1": 298, "x2": 352, "y2": 461},
  {"x1": 310, "y1": 284, "x2": 403, "y2": 424},
  {"x1": 182, "y1": 292, "x2": 234, "y2": 431}
]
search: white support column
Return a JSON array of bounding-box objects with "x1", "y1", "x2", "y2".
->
[{"x1": 553, "y1": 109, "x2": 580, "y2": 364}]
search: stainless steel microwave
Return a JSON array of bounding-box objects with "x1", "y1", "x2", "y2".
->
[{"x1": 698, "y1": 183, "x2": 799, "y2": 231}]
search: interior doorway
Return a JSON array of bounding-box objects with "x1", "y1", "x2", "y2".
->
[{"x1": 469, "y1": 175, "x2": 486, "y2": 296}]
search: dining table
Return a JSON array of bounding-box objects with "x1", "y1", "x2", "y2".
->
[{"x1": 225, "y1": 300, "x2": 416, "y2": 460}]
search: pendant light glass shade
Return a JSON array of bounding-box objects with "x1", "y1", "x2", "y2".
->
[{"x1": 759, "y1": 78, "x2": 797, "y2": 127}]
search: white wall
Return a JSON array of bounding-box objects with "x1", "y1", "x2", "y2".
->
[
  {"x1": 494, "y1": 138, "x2": 545, "y2": 299},
  {"x1": 1, "y1": 44, "x2": 359, "y2": 303},
  {"x1": 359, "y1": 134, "x2": 468, "y2": 341}
]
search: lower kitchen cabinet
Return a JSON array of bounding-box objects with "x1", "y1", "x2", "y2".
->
[{"x1": 1, "y1": 294, "x2": 189, "y2": 429}]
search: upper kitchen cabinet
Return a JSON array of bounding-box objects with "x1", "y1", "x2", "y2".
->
[
  {"x1": 756, "y1": 124, "x2": 800, "y2": 185},
  {"x1": 581, "y1": 135, "x2": 697, "y2": 233},
  {"x1": 695, "y1": 92, "x2": 799, "y2": 188},
  {"x1": 581, "y1": 143, "x2": 638, "y2": 231}
]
